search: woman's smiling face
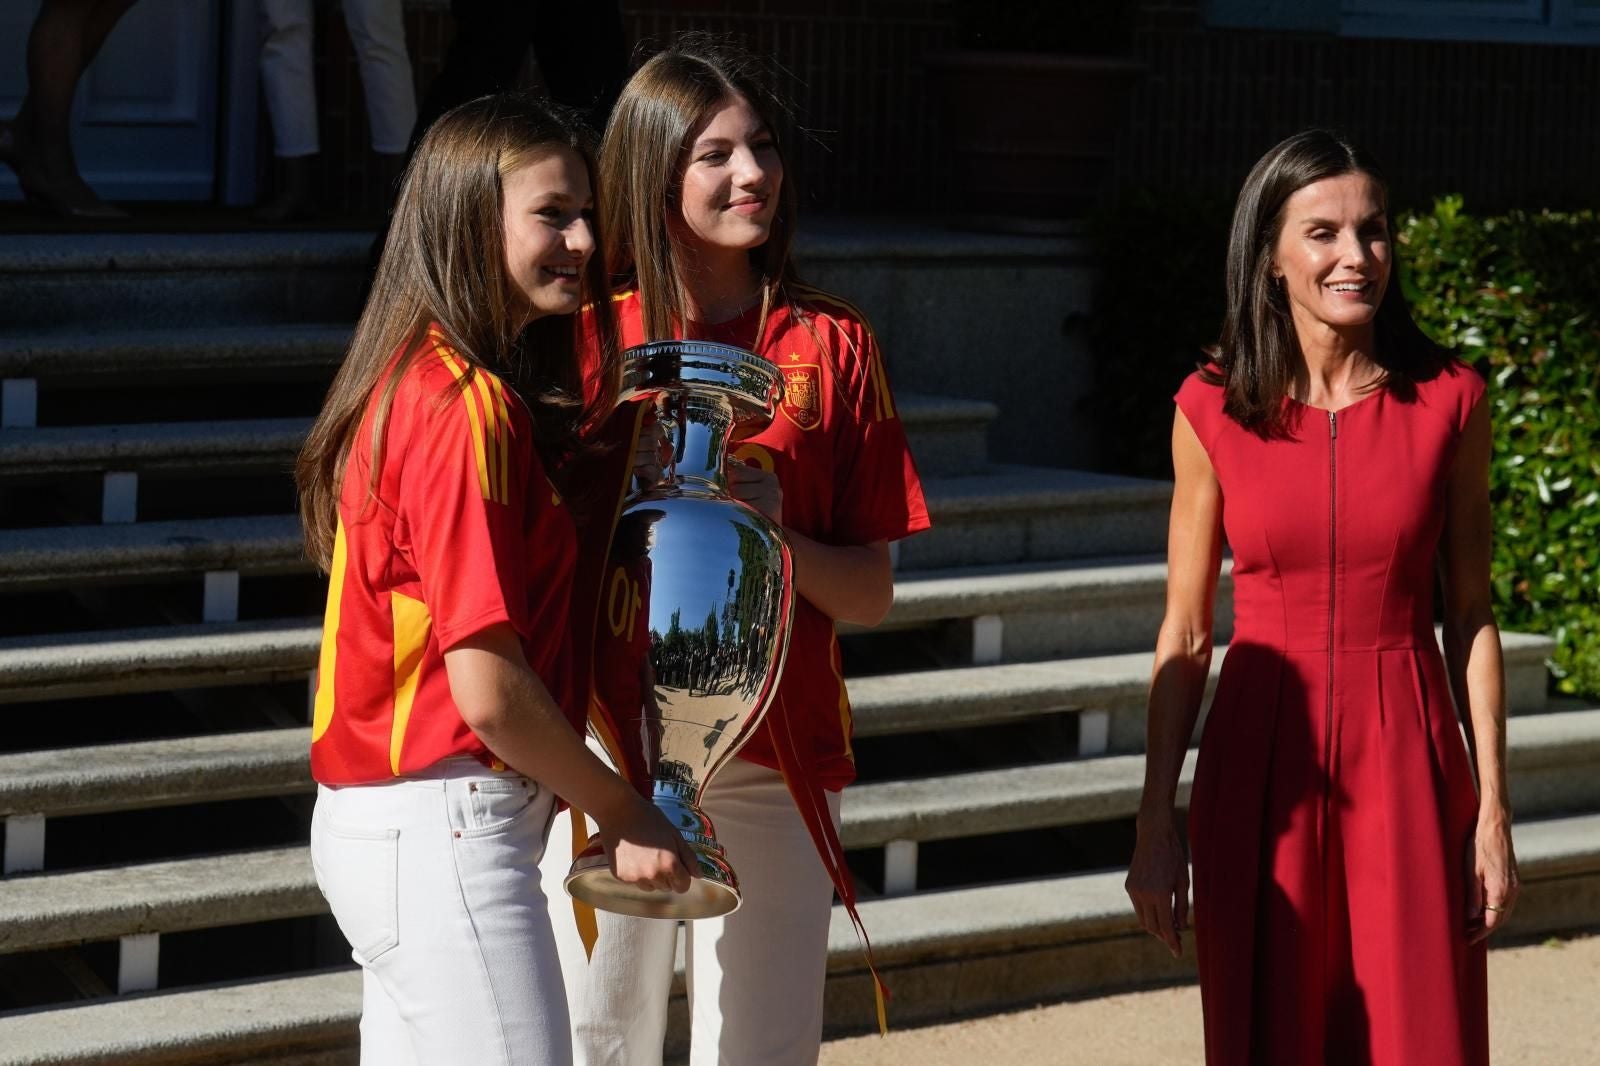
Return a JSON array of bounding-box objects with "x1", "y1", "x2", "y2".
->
[
  {"x1": 501, "y1": 147, "x2": 595, "y2": 321},
  {"x1": 1273, "y1": 170, "x2": 1392, "y2": 335},
  {"x1": 673, "y1": 93, "x2": 783, "y2": 256}
]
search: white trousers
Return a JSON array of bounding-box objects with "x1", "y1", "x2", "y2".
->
[
  {"x1": 544, "y1": 750, "x2": 843, "y2": 1066},
  {"x1": 311, "y1": 759, "x2": 571, "y2": 1065},
  {"x1": 259, "y1": 0, "x2": 417, "y2": 156}
]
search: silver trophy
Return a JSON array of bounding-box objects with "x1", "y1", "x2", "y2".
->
[{"x1": 565, "y1": 340, "x2": 794, "y2": 920}]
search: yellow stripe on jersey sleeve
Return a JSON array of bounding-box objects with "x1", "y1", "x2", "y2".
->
[
  {"x1": 437, "y1": 348, "x2": 494, "y2": 501},
  {"x1": 311, "y1": 518, "x2": 349, "y2": 743},
  {"x1": 487, "y1": 375, "x2": 513, "y2": 504},
  {"x1": 389, "y1": 590, "x2": 433, "y2": 775},
  {"x1": 469, "y1": 369, "x2": 502, "y2": 502},
  {"x1": 870, "y1": 344, "x2": 895, "y2": 422}
]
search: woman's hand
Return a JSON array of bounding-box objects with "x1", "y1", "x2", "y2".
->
[
  {"x1": 599, "y1": 794, "x2": 697, "y2": 895},
  {"x1": 727, "y1": 461, "x2": 783, "y2": 526},
  {"x1": 1126, "y1": 812, "x2": 1190, "y2": 958},
  {"x1": 633, "y1": 419, "x2": 670, "y2": 490},
  {"x1": 1466, "y1": 808, "x2": 1518, "y2": 943}
]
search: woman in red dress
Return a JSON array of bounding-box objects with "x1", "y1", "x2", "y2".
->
[{"x1": 1126, "y1": 129, "x2": 1519, "y2": 1065}]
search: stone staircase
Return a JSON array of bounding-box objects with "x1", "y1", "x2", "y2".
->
[{"x1": 1, "y1": 231, "x2": 1597, "y2": 1064}]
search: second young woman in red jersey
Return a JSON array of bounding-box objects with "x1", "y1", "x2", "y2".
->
[{"x1": 543, "y1": 36, "x2": 930, "y2": 1066}]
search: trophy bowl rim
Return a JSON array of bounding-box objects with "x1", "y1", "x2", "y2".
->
[{"x1": 619, "y1": 340, "x2": 782, "y2": 417}]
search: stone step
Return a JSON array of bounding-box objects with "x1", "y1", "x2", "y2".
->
[
  {"x1": 0, "y1": 728, "x2": 311, "y2": 819},
  {"x1": 0, "y1": 464, "x2": 1166, "y2": 594},
  {"x1": 893, "y1": 394, "x2": 995, "y2": 477},
  {"x1": 0, "y1": 613, "x2": 1556, "y2": 731},
  {"x1": 0, "y1": 235, "x2": 370, "y2": 331},
  {"x1": 0, "y1": 396, "x2": 990, "y2": 483},
  {"x1": 0, "y1": 620, "x2": 321, "y2": 705},
  {"x1": 10, "y1": 701, "x2": 1593, "y2": 827},
  {"x1": 850, "y1": 629, "x2": 1556, "y2": 747},
  {"x1": 0, "y1": 534, "x2": 1197, "y2": 664},
  {"x1": 6, "y1": 706, "x2": 1593, "y2": 882},
  {"x1": 858, "y1": 555, "x2": 1235, "y2": 661},
  {"x1": 1, "y1": 810, "x2": 1595, "y2": 1063},
  {"x1": 0, "y1": 324, "x2": 350, "y2": 389},
  {"x1": 899, "y1": 465, "x2": 1170, "y2": 568},
  {"x1": 823, "y1": 810, "x2": 1600, "y2": 1033},
  {"x1": 0, "y1": 846, "x2": 323, "y2": 956},
  {"x1": 0, "y1": 515, "x2": 305, "y2": 593},
  {"x1": 0, "y1": 418, "x2": 312, "y2": 477}
]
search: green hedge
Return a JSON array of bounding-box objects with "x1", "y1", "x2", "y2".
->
[
  {"x1": 1401, "y1": 199, "x2": 1600, "y2": 697},
  {"x1": 1085, "y1": 197, "x2": 1600, "y2": 698}
]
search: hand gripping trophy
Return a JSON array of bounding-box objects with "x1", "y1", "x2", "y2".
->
[{"x1": 565, "y1": 340, "x2": 793, "y2": 919}]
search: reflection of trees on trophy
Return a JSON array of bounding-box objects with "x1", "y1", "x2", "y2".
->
[{"x1": 723, "y1": 522, "x2": 783, "y2": 700}]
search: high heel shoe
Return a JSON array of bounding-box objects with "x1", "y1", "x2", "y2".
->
[{"x1": 1, "y1": 119, "x2": 131, "y2": 221}]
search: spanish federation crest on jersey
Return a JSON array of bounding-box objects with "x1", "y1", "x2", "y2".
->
[{"x1": 779, "y1": 358, "x2": 822, "y2": 431}]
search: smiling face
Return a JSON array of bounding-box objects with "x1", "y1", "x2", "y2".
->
[
  {"x1": 1272, "y1": 171, "x2": 1392, "y2": 336},
  {"x1": 501, "y1": 147, "x2": 595, "y2": 321},
  {"x1": 673, "y1": 93, "x2": 783, "y2": 256}
]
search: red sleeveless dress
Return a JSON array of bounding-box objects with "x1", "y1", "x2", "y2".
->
[{"x1": 1177, "y1": 362, "x2": 1489, "y2": 1066}]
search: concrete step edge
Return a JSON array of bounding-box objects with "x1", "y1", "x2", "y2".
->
[
  {"x1": 0, "y1": 419, "x2": 312, "y2": 473},
  {"x1": 0, "y1": 811, "x2": 1595, "y2": 1064},
  {"x1": 0, "y1": 484, "x2": 1168, "y2": 590},
  {"x1": 0, "y1": 324, "x2": 352, "y2": 379},
  {"x1": 0, "y1": 846, "x2": 322, "y2": 955},
  {"x1": 5, "y1": 705, "x2": 1595, "y2": 858},
  {"x1": 0, "y1": 515, "x2": 306, "y2": 588},
  {"x1": 850, "y1": 630, "x2": 1557, "y2": 735}
]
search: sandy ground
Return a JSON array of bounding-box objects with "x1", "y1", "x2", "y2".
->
[{"x1": 820, "y1": 933, "x2": 1600, "y2": 1065}]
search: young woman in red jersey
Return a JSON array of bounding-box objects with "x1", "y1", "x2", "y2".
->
[
  {"x1": 295, "y1": 94, "x2": 693, "y2": 1065},
  {"x1": 542, "y1": 37, "x2": 930, "y2": 1066}
]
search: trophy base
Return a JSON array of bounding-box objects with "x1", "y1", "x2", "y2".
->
[{"x1": 565, "y1": 835, "x2": 742, "y2": 920}]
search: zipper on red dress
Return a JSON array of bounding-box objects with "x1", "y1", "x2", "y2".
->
[
  {"x1": 1325, "y1": 409, "x2": 1337, "y2": 800},
  {"x1": 1321, "y1": 407, "x2": 1338, "y2": 1026}
]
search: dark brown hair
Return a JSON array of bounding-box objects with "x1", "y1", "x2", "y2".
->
[
  {"x1": 1206, "y1": 128, "x2": 1445, "y2": 434},
  {"x1": 599, "y1": 33, "x2": 801, "y2": 342},
  {"x1": 296, "y1": 93, "x2": 620, "y2": 570}
]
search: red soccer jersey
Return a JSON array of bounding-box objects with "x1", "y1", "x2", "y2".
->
[
  {"x1": 310, "y1": 326, "x2": 578, "y2": 784},
  {"x1": 588, "y1": 287, "x2": 930, "y2": 790}
]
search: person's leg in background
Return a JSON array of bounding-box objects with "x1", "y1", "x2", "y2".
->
[
  {"x1": 684, "y1": 758, "x2": 842, "y2": 1066},
  {"x1": 0, "y1": 0, "x2": 137, "y2": 218},
  {"x1": 256, "y1": 0, "x2": 319, "y2": 221},
  {"x1": 544, "y1": 749, "x2": 680, "y2": 1066},
  {"x1": 338, "y1": 0, "x2": 415, "y2": 203}
]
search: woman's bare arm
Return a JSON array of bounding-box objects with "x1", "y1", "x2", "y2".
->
[
  {"x1": 1438, "y1": 398, "x2": 1518, "y2": 940},
  {"x1": 1127, "y1": 407, "x2": 1223, "y2": 957}
]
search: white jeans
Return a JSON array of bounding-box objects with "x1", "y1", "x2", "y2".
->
[
  {"x1": 311, "y1": 759, "x2": 570, "y2": 1065},
  {"x1": 544, "y1": 750, "x2": 843, "y2": 1066},
  {"x1": 259, "y1": 0, "x2": 417, "y2": 155}
]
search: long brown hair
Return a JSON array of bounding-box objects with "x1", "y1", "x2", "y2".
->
[
  {"x1": 599, "y1": 34, "x2": 801, "y2": 342},
  {"x1": 296, "y1": 93, "x2": 621, "y2": 570},
  {"x1": 1207, "y1": 128, "x2": 1445, "y2": 435}
]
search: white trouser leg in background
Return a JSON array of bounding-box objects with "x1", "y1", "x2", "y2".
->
[
  {"x1": 311, "y1": 760, "x2": 571, "y2": 1065},
  {"x1": 546, "y1": 747, "x2": 841, "y2": 1066},
  {"x1": 685, "y1": 758, "x2": 841, "y2": 1066},
  {"x1": 257, "y1": 0, "x2": 319, "y2": 157},
  {"x1": 338, "y1": 0, "x2": 417, "y2": 154},
  {"x1": 545, "y1": 738, "x2": 679, "y2": 1066}
]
